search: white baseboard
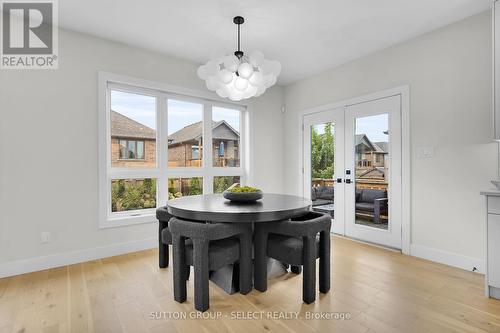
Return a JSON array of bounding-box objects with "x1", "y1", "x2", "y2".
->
[
  {"x1": 0, "y1": 238, "x2": 484, "y2": 278},
  {"x1": 0, "y1": 237, "x2": 157, "y2": 278},
  {"x1": 410, "y1": 244, "x2": 485, "y2": 274}
]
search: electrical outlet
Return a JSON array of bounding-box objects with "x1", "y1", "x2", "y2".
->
[{"x1": 40, "y1": 232, "x2": 51, "y2": 243}]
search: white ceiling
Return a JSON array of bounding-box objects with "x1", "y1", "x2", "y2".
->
[{"x1": 59, "y1": 0, "x2": 491, "y2": 85}]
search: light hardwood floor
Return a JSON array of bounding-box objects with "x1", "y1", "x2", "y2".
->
[{"x1": 1, "y1": 235, "x2": 499, "y2": 333}]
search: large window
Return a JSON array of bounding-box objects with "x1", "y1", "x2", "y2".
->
[{"x1": 99, "y1": 74, "x2": 247, "y2": 227}]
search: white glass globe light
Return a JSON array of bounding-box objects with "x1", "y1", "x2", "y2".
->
[
  {"x1": 255, "y1": 85, "x2": 266, "y2": 96},
  {"x1": 248, "y1": 71, "x2": 263, "y2": 86},
  {"x1": 238, "y1": 62, "x2": 254, "y2": 79},
  {"x1": 270, "y1": 60, "x2": 281, "y2": 76},
  {"x1": 216, "y1": 85, "x2": 231, "y2": 98},
  {"x1": 197, "y1": 65, "x2": 207, "y2": 80},
  {"x1": 243, "y1": 84, "x2": 258, "y2": 98},
  {"x1": 206, "y1": 76, "x2": 219, "y2": 91},
  {"x1": 205, "y1": 60, "x2": 219, "y2": 76},
  {"x1": 217, "y1": 69, "x2": 233, "y2": 84},
  {"x1": 223, "y1": 55, "x2": 239, "y2": 72},
  {"x1": 249, "y1": 51, "x2": 264, "y2": 66},
  {"x1": 263, "y1": 74, "x2": 276, "y2": 88},
  {"x1": 197, "y1": 16, "x2": 280, "y2": 100},
  {"x1": 259, "y1": 59, "x2": 274, "y2": 75},
  {"x1": 234, "y1": 76, "x2": 249, "y2": 91}
]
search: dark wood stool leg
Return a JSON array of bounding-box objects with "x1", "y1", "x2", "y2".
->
[
  {"x1": 319, "y1": 230, "x2": 330, "y2": 293},
  {"x1": 159, "y1": 221, "x2": 169, "y2": 268},
  {"x1": 302, "y1": 236, "x2": 316, "y2": 304},
  {"x1": 172, "y1": 235, "x2": 186, "y2": 303},
  {"x1": 193, "y1": 239, "x2": 209, "y2": 312},
  {"x1": 254, "y1": 226, "x2": 268, "y2": 292},
  {"x1": 291, "y1": 265, "x2": 302, "y2": 274}
]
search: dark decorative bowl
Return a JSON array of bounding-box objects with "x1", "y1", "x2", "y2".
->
[{"x1": 223, "y1": 190, "x2": 263, "y2": 202}]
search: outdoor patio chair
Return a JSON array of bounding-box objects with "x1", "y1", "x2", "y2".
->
[
  {"x1": 254, "y1": 211, "x2": 331, "y2": 304},
  {"x1": 355, "y1": 189, "x2": 388, "y2": 223}
]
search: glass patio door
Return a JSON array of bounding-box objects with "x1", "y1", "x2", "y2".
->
[
  {"x1": 344, "y1": 95, "x2": 402, "y2": 249},
  {"x1": 303, "y1": 108, "x2": 345, "y2": 234}
]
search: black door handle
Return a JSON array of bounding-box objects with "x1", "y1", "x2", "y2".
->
[
  {"x1": 336, "y1": 178, "x2": 342, "y2": 183},
  {"x1": 345, "y1": 179, "x2": 352, "y2": 184}
]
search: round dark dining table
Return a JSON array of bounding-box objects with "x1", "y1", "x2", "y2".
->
[
  {"x1": 165, "y1": 193, "x2": 312, "y2": 294},
  {"x1": 166, "y1": 193, "x2": 312, "y2": 223}
]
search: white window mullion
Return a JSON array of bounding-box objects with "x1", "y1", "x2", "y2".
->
[
  {"x1": 203, "y1": 103, "x2": 213, "y2": 194},
  {"x1": 242, "y1": 106, "x2": 251, "y2": 186},
  {"x1": 158, "y1": 94, "x2": 168, "y2": 206}
]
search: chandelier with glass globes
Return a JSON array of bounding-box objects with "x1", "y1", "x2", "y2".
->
[{"x1": 197, "y1": 16, "x2": 281, "y2": 101}]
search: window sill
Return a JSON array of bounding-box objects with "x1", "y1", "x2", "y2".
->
[{"x1": 100, "y1": 211, "x2": 157, "y2": 229}]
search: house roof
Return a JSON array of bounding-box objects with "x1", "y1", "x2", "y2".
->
[
  {"x1": 359, "y1": 167, "x2": 385, "y2": 178},
  {"x1": 355, "y1": 134, "x2": 388, "y2": 154},
  {"x1": 168, "y1": 120, "x2": 239, "y2": 145},
  {"x1": 355, "y1": 134, "x2": 376, "y2": 152},
  {"x1": 373, "y1": 142, "x2": 388, "y2": 153},
  {"x1": 111, "y1": 110, "x2": 156, "y2": 139}
]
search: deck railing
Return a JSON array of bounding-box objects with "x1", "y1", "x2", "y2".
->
[{"x1": 312, "y1": 178, "x2": 388, "y2": 191}]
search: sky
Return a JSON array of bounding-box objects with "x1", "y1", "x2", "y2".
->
[
  {"x1": 111, "y1": 90, "x2": 240, "y2": 134},
  {"x1": 355, "y1": 113, "x2": 389, "y2": 143},
  {"x1": 313, "y1": 113, "x2": 389, "y2": 143},
  {"x1": 111, "y1": 90, "x2": 156, "y2": 129}
]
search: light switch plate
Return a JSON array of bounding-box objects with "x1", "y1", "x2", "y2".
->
[
  {"x1": 40, "y1": 231, "x2": 51, "y2": 243},
  {"x1": 417, "y1": 146, "x2": 434, "y2": 159}
]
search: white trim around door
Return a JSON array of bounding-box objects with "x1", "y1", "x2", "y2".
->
[{"x1": 299, "y1": 86, "x2": 410, "y2": 255}]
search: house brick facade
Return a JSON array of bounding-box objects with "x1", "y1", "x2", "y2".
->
[{"x1": 111, "y1": 137, "x2": 156, "y2": 168}]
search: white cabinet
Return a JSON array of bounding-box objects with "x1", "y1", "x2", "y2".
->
[
  {"x1": 494, "y1": 1, "x2": 500, "y2": 140},
  {"x1": 488, "y1": 214, "x2": 500, "y2": 288},
  {"x1": 482, "y1": 191, "x2": 500, "y2": 299}
]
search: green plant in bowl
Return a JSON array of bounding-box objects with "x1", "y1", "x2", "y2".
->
[
  {"x1": 227, "y1": 186, "x2": 261, "y2": 193},
  {"x1": 223, "y1": 186, "x2": 263, "y2": 202}
]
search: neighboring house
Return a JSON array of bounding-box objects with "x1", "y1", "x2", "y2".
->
[
  {"x1": 355, "y1": 134, "x2": 388, "y2": 180},
  {"x1": 168, "y1": 120, "x2": 240, "y2": 167},
  {"x1": 111, "y1": 110, "x2": 156, "y2": 168},
  {"x1": 111, "y1": 111, "x2": 239, "y2": 168}
]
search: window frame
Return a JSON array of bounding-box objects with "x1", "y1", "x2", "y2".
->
[
  {"x1": 98, "y1": 72, "x2": 250, "y2": 228},
  {"x1": 118, "y1": 139, "x2": 146, "y2": 160},
  {"x1": 191, "y1": 145, "x2": 200, "y2": 160}
]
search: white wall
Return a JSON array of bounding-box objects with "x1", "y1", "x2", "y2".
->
[
  {"x1": 0, "y1": 10, "x2": 496, "y2": 276},
  {"x1": 283, "y1": 11, "x2": 497, "y2": 270},
  {"x1": 0, "y1": 28, "x2": 284, "y2": 273},
  {"x1": 249, "y1": 85, "x2": 284, "y2": 193}
]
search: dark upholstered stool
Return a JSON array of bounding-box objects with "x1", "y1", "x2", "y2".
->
[
  {"x1": 156, "y1": 207, "x2": 201, "y2": 271},
  {"x1": 156, "y1": 208, "x2": 172, "y2": 268},
  {"x1": 254, "y1": 211, "x2": 331, "y2": 304},
  {"x1": 169, "y1": 218, "x2": 253, "y2": 312}
]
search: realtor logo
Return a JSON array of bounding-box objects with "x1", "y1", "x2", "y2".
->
[{"x1": 1, "y1": 0, "x2": 58, "y2": 69}]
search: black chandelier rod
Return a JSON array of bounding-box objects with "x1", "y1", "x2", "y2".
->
[{"x1": 233, "y1": 16, "x2": 244, "y2": 59}]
